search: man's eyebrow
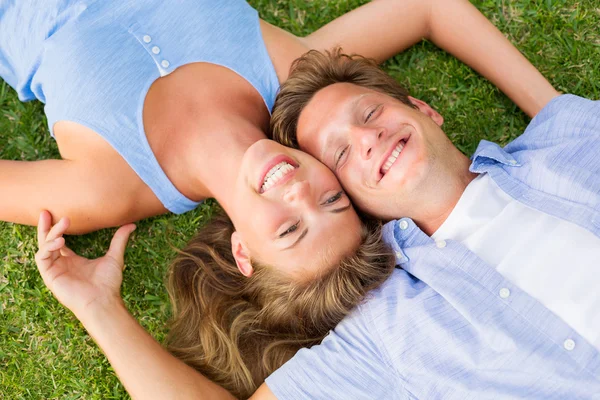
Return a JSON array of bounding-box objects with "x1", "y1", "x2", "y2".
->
[
  {"x1": 320, "y1": 134, "x2": 335, "y2": 167},
  {"x1": 330, "y1": 204, "x2": 352, "y2": 214},
  {"x1": 286, "y1": 228, "x2": 308, "y2": 250},
  {"x1": 352, "y1": 93, "x2": 371, "y2": 110}
]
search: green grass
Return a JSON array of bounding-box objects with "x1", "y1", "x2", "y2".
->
[{"x1": 1, "y1": 0, "x2": 599, "y2": 398}]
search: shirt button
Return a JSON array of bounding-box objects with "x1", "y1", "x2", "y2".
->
[
  {"x1": 399, "y1": 220, "x2": 409, "y2": 230},
  {"x1": 499, "y1": 288, "x2": 511, "y2": 299},
  {"x1": 143, "y1": 35, "x2": 152, "y2": 43},
  {"x1": 151, "y1": 46, "x2": 161, "y2": 54},
  {"x1": 395, "y1": 251, "x2": 403, "y2": 259},
  {"x1": 564, "y1": 339, "x2": 575, "y2": 351},
  {"x1": 161, "y1": 60, "x2": 170, "y2": 68},
  {"x1": 508, "y1": 159, "x2": 518, "y2": 165},
  {"x1": 435, "y1": 240, "x2": 447, "y2": 249}
]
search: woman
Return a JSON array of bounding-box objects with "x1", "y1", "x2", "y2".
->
[
  {"x1": 165, "y1": 208, "x2": 393, "y2": 399},
  {"x1": 1, "y1": 0, "x2": 555, "y2": 234},
  {"x1": 35, "y1": 138, "x2": 397, "y2": 399}
]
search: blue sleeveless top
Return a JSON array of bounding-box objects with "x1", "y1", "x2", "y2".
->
[{"x1": 0, "y1": 0, "x2": 280, "y2": 213}]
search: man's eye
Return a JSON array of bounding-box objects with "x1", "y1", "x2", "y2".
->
[
  {"x1": 323, "y1": 191, "x2": 343, "y2": 205},
  {"x1": 279, "y1": 222, "x2": 299, "y2": 238},
  {"x1": 336, "y1": 146, "x2": 348, "y2": 167},
  {"x1": 365, "y1": 105, "x2": 380, "y2": 123}
]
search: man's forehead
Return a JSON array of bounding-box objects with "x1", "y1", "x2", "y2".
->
[
  {"x1": 298, "y1": 83, "x2": 376, "y2": 154},
  {"x1": 306, "y1": 83, "x2": 375, "y2": 120}
]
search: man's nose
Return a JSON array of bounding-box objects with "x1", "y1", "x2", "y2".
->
[
  {"x1": 351, "y1": 126, "x2": 383, "y2": 160},
  {"x1": 283, "y1": 180, "x2": 311, "y2": 204}
]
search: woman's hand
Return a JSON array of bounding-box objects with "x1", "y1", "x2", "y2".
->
[
  {"x1": 34, "y1": 211, "x2": 240, "y2": 400},
  {"x1": 35, "y1": 210, "x2": 136, "y2": 319}
]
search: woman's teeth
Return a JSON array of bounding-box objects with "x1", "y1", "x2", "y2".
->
[
  {"x1": 381, "y1": 140, "x2": 405, "y2": 175},
  {"x1": 261, "y1": 162, "x2": 295, "y2": 192}
]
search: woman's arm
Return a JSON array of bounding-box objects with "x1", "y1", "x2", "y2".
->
[
  {"x1": 34, "y1": 212, "x2": 238, "y2": 399},
  {"x1": 304, "y1": 0, "x2": 559, "y2": 117},
  {"x1": 2, "y1": 122, "x2": 168, "y2": 234},
  {"x1": 82, "y1": 300, "x2": 237, "y2": 400}
]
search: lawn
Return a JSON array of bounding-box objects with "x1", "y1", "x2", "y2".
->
[{"x1": 1, "y1": 0, "x2": 599, "y2": 398}]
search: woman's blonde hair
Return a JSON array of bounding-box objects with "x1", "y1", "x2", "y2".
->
[
  {"x1": 166, "y1": 208, "x2": 395, "y2": 399},
  {"x1": 270, "y1": 48, "x2": 414, "y2": 149}
]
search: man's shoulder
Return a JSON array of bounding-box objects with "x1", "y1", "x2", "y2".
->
[
  {"x1": 541, "y1": 94, "x2": 598, "y2": 114},
  {"x1": 265, "y1": 269, "x2": 420, "y2": 400},
  {"x1": 352, "y1": 268, "x2": 431, "y2": 334},
  {"x1": 299, "y1": 268, "x2": 429, "y2": 341},
  {"x1": 521, "y1": 94, "x2": 600, "y2": 140}
]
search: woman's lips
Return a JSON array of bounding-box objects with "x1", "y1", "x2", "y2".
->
[{"x1": 258, "y1": 154, "x2": 298, "y2": 193}]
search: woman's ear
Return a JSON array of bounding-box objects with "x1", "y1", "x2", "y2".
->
[
  {"x1": 408, "y1": 96, "x2": 444, "y2": 126},
  {"x1": 231, "y1": 231, "x2": 253, "y2": 277}
]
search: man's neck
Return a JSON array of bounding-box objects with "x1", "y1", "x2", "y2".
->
[{"x1": 415, "y1": 164, "x2": 478, "y2": 237}]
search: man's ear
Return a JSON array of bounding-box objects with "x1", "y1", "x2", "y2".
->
[
  {"x1": 408, "y1": 96, "x2": 444, "y2": 126},
  {"x1": 231, "y1": 231, "x2": 253, "y2": 277}
]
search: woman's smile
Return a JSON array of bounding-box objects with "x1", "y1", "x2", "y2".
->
[{"x1": 259, "y1": 155, "x2": 299, "y2": 193}]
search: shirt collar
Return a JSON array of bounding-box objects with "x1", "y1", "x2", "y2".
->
[
  {"x1": 382, "y1": 218, "x2": 415, "y2": 264},
  {"x1": 470, "y1": 140, "x2": 521, "y2": 174}
]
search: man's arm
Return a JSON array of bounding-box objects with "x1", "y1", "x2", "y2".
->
[{"x1": 305, "y1": 0, "x2": 559, "y2": 118}]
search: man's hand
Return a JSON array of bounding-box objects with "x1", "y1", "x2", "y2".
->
[{"x1": 35, "y1": 211, "x2": 136, "y2": 319}]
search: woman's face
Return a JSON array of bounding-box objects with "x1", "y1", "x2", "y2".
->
[{"x1": 229, "y1": 139, "x2": 362, "y2": 280}]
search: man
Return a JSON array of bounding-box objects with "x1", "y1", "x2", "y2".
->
[{"x1": 263, "y1": 49, "x2": 600, "y2": 399}]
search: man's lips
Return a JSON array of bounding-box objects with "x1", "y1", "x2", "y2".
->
[{"x1": 377, "y1": 133, "x2": 411, "y2": 182}]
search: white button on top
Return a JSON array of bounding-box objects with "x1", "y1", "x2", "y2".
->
[
  {"x1": 399, "y1": 220, "x2": 409, "y2": 230},
  {"x1": 564, "y1": 339, "x2": 575, "y2": 351},
  {"x1": 161, "y1": 60, "x2": 170, "y2": 68},
  {"x1": 151, "y1": 46, "x2": 161, "y2": 54},
  {"x1": 143, "y1": 35, "x2": 152, "y2": 43},
  {"x1": 499, "y1": 288, "x2": 511, "y2": 299},
  {"x1": 435, "y1": 240, "x2": 447, "y2": 249},
  {"x1": 508, "y1": 159, "x2": 518, "y2": 165},
  {"x1": 395, "y1": 251, "x2": 403, "y2": 259}
]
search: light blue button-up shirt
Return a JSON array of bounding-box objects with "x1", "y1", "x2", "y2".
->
[{"x1": 265, "y1": 94, "x2": 600, "y2": 399}]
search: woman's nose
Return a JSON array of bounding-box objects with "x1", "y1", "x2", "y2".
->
[{"x1": 283, "y1": 180, "x2": 311, "y2": 204}]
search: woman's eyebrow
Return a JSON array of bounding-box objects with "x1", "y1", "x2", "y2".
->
[
  {"x1": 285, "y1": 228, "x2": 309, "y2": 250},
  {"x1": 330, "y1": 204, "x2": 352, "y2": 214}
]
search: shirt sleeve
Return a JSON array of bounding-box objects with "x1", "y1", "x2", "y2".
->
[{"x1": 264, "y1": 306, "x2": 404, "y2": 400}]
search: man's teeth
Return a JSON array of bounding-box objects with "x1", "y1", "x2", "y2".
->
[
  {"x1": 381, "y1": 141, "x2": 405, "y2": 174},
  {"x1": 261, "y1": 162, "x2": 295, "y2": 191}
]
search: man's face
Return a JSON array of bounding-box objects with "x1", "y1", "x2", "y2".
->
[{"x1": 296, "y1": 83, "x2": 459, "y2": 221}]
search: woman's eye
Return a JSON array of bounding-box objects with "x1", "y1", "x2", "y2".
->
[
  {"x1": 323, "y1": 191, "x2": 343, "y2": 205},
  {"x1": 279, "y1": 222, "x2": 299, "y2": 238}
]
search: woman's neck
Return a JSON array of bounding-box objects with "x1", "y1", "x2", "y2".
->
[
  {"x1": 189, "y1": 121, "x2": 266, "y2": 210},
  {"x1": 149, "y1": 62, "x2": 271, "y2": 203}
]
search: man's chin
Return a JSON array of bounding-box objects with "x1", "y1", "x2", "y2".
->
[{"x1": 357, "y1": 203, "x2": 397, "y2": 222}]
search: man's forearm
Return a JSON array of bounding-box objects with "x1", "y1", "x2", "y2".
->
[{"x1": 79, "y1": 301, "x2": 236, "y2": 400}]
